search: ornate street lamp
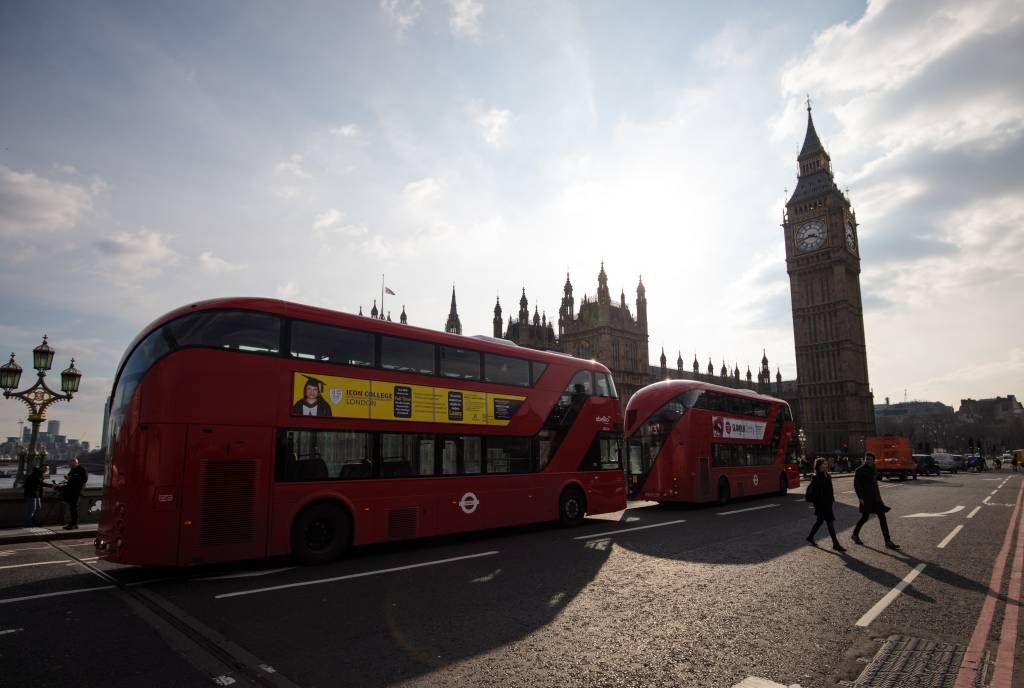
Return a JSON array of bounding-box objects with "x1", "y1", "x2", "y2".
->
[{"x1": 2, "y1": 335, "x2": 82, "y2": 489}]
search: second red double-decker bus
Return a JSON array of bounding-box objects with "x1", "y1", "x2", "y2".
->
[
  {"x1": 624, "y1": 380, "x2": 799, "y2": 504},
  {"x1": 96, "y1": 298, "x2": 625, "y2": 566}
]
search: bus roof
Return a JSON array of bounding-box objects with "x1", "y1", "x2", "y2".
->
[
  {"x1": 119, "y1": 297, "x2": 612, "y2": 375},
  {"x1": 626, "y1": 379, "x2": 788, "y2": 411}
]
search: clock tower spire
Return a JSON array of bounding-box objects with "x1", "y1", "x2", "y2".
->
[{"x1": 783, "y1": 99, "x2": 875, "y2": 457}]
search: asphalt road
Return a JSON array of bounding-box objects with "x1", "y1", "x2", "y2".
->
[{"x1": 1, "y1": 470, "x2": 1022, "y2": 687}]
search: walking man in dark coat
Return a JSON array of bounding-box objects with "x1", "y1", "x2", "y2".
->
[
  {"x1": 60, "y1": 458, "x2": 88, "y2": 530},
  {"x1": 852, "y1": 452, "x2": 900, "y2": 549}
]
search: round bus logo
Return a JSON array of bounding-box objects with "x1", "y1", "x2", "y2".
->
[
  {"x1": 752, "y1": 474, "x2": 759, "y2": 486},
  {"x1": 459, "y1": 492, "x2": 479, "y2": 514}
]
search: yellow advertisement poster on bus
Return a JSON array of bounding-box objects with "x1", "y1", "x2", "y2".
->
[{"x1": 290, "y1": 373, "x2": 525, "y2": 426}]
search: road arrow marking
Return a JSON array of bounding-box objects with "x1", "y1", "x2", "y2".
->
[{"x1": 903, "y1": 505, "x2": 965, "y2": 518}]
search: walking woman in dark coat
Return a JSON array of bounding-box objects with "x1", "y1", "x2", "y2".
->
[{"x1": 806, "y1": 457, "x2": 846, "y2": 551}]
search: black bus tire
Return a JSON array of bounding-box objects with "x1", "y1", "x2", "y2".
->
[
  {"x1": 291, "y1": 502, "x2": 352, "y2": 565},
  {"x1": 717, "y1": 478, "x2": 730, "y2": 506},
  {"x1": 558, "y1": 486, "x2": 587, "y2": 527},
  {"x1": 777, "y1": 474, "x2": 788, "y2": 496}
]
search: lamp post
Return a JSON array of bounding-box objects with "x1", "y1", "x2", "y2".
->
[{"x1": 1, "y1": 336, "x2": 82, "y2": 489}]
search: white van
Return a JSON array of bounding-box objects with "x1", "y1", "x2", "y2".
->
[{"x1": 932, "y1": 452, "x2": 961, "y2": 473}]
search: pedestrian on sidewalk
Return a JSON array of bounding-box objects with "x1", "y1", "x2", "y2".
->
[
  {"x1": 56, "y1": 458, "x2": 88, "y2": 530},
  {"x1": 852, "y1": 452, "x2": 900, "y2": 550},
  {"x1": 805, "y1": 457, "x2": 846, "y2": 551},
  {"x1": 23, "y1": 462, "x2": 48, "y2": 526}
]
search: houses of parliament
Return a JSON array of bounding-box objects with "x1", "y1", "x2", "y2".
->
[{"x1": 381, "y1": 104, "x2": 875, "y2": 456}]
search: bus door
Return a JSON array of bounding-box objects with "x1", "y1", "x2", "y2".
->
[
  {"x1": 698, "y1": 455, "x2": 711, "y2": 500},
  {"x1": 178, "y1": 425, "x2": 273, "y2": 565}
]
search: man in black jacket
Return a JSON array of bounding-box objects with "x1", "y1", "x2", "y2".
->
[
  {"x1": 852, "y1": 452, "x2": 900, "y2": 549},
  {"x1": 60, "y1": 458, "x2": 88, "y2": 530}
]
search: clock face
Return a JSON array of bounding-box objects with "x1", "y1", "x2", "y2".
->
[
  {"x1": 845, "y1": 220, "x2": 857, "y2": 252},
  {"x1": 796, "y1": 220, "x2": 826, "y2": 252}
]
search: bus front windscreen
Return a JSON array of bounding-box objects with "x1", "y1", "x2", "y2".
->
[{"x1": 626, "y1": 394, "x2": 693, "y2": 497}]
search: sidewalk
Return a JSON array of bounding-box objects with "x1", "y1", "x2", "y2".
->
[{"x1": 0, "y1": 522, "x2": 98, "y2": 546}]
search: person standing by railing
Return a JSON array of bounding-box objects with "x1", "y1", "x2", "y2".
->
[
  {"x1": 55, "y1": 458, "x2": 88, "y2": 530},
  {"x1": 23, "y1": 462, "x2": 48, "y2": 526}
]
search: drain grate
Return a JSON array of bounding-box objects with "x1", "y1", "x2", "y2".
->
[{"x1": 852, "y1": 635, "x2": 964, "y2": 687}]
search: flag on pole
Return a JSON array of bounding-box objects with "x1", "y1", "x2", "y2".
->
[{"x1": 384, "y1": 286, "x2": 396, "y2": 295}]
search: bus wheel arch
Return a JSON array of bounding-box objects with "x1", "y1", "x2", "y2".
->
[
  {"x1": 290, "y1": 499, "x2": 353, "y2": 565},
  {"x1": 717, "y1": 477, "x2": 730, "y2": 506},
  {"x1": 558, "y1": 485, "x2": 587, "y2": 527}
]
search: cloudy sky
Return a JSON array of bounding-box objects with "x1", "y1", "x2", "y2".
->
[{"x1": 1, "y1": 0, "x2": 1022, "y2": 444}]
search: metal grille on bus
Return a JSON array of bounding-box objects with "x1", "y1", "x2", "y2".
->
[
  {"x1": 387, "y1": 507, "x2": 419, "y2": 539},
  {"x1": 199, "y1": 459, "x2": 256, "y2": 546}
]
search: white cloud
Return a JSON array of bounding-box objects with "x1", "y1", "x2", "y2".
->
[
  {"x1": 198, "y1": 251, "x2": 244, "y2": 273},
  {"x1": 313, "y1": 208, "x2": 343, "y2": 230},
  {"x1": 0, "y1": 165, "x2": 96, "y2": 236},
  {"x1": 313, "y1": 208, "x2": 369, "y2": 240},
  {"x1": 449, "y1": 0, "x2": 484, "y2": 37},
  {"x1": 94, "y1": 230, "x2": 178, "y2": 273},
  {"x1": 330, "y1": 124, "x2": 360, "y2": 138},
  {"x1": 476, "y1": 108, "x2": 511, "y2": 146},
  {"x1": 380, "y1": 0, "x2": 423, "y2": 35},
  {"x1": 274, "y1": 153, "x2": 310, "y2": 178},
  {"x1": 404, "y1": 177, "x2": 443, "y2": 203}
]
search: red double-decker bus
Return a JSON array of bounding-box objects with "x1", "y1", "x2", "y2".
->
[
  {"x1": 96, "y1": 298, "x2": 625, "y2": 566},
  {"x1": 624, "y1": 380, "x2": 799, "y2": 504}
]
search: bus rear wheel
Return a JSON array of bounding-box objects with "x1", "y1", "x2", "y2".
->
[
  {"x1": 291, "y1": 502, "x2": 351, "y2": 565},
  {"x1": 717, "y1": 478, "x2": 730, "y2": 506},
  {"x1": 558, "y1": 487, "x2": 587, "y2": 527}
]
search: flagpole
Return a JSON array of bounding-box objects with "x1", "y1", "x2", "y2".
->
[{"x1": 381, "y1": 274, "x2": 385, "y2": 318}]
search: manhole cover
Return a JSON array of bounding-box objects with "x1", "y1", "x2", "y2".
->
[{"x1": 852, "y1": 635, "x2": 964, "y2": 687}]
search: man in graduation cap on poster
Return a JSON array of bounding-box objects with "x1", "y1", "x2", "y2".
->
[{"x1": 292, "y1": 376, "x2": 333, "y2": 416}]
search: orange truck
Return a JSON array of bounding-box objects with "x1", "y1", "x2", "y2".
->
[{"x1": 866, "y1": 435, "x2": 917, "y2": 480}]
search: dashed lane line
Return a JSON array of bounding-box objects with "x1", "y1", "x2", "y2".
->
[
  {"x1": 0, "y1": 560, "x2": 71, "y2": 571},
  {"x1": 574, "y1": 519, "x2": 686, "y2": 540},
  {"x1": 855, "y1": 563, "x2": 927, "y2": 627},
  {"x1": 937, "y1": 525, "x2": 964, "y2": 549},
  {"x1": 215, "y1": 551, "x2": 501, "y2": 600},
  {"x1": 716, "y1": 504, "x2": 779, "y2": 516},
  {"x1": 968, "y1": 506, "x2": 982, "y2": 519},
  {"x1": 0, "y1": 585, "x2": 117, "y2": 605}
]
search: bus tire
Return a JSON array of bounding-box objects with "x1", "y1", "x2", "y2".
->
[
  {"x1": 717, "y1": 478, "x2": 730, "y2": 506},
  {"x1": 777, "y1": 474, "x2": 788, "y2": 496},
  {"x1": 290, "y1": 502, "x2": 351, "y2": 565},
  {"x1": 558, "y1": 487, "x2": 586, "y2": 527}
]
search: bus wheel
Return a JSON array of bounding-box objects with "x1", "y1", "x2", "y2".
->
[
  {"x1": 717, "y1": 478, "x2": 730, "y2": 506},
  {"x1": 291, "y1": 503, "x2": 351, "y2": 565},
  {"x1": 777, "y1": 474, "x2": 788, "y2": 496},
  {"x1": 558, "y1": 487, "x2": 587, "y2": 527}
]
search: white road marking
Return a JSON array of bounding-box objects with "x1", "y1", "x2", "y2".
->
[
  {"x1": 717, "y1": 504, "x2": 780, "y2": 516},
  {"x1": 0, "y1": 585, "x2": 116, "y2": 605},
  {"x1": 968, "y1": 506, "x2": 982, "y2": 519},
  {"x1": 193, "y1": 567, "x2": 296, "y2": 581},
  {"x1": 937, "y1": 525, "x2": 964, "y2": 549},
  {"x1": 991, "y1": 490, "x2": 999, "y2": 496},
  {"x1": 0, "y1": 560, "x2": 68, "y2": 571},
  {"x1": 215, "y1": 551, "x2": 500, "y2": 600},
  {"x1": 0, "y1": 628, "x2": 25, "y2": 635},
  {"x1": 903, "y1": 506, "x2": 965, "y2": 518},
  {"x1": 855, "y1": 563, "x2": 927, "y2": 627},
  {"x1": 574, "y1": 520, "x2": 686, "y2": 540},
  {"x1": 0, "y1": 545, "x2": 52, "y2": 554},
  {"x1": 842, "y1": 490, "x2": 855, "y2": 494}
]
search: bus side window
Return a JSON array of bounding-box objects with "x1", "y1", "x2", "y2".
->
[
  {"x1": 595, "y1": 373, "x2": 611, "y2": 398},
  {"x1": 484, "y1": 436, "x2": 532, "y2": 473},
  {"x1": 440, "y1": 346, "x2": 482, "y2": 380},
  {"x1": 484, "y1": 353, "x2": 530, "y2": 387},
  {"x1": 380, "y1": 433, "x2": 435, "y2": 477},
  {"x1": 170, "y1": 310, "x2": 282, "y2": 354},
  {"x1": 291, "y1": 321, "x2": 374, "y2": 367},
  {"x1": 381, "y1": 337, "x2": 436, "y2": 375}
]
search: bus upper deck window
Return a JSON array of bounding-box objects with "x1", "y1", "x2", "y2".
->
[
  {"x1": 440, "y1": 346, "x2": 482, "y2": 380},
  {"x1": 564, "y1": 370, "x2": 593, "y2": 396},
  {"x1": 484, "y1": 353, "x2": 530, "y2": 387},
  {"x1": 169, "y1": 310, "x2": 282, "y2": 354},
  {"x1": 381, "y1": 336, "x2": 435, "y2": 375},
  {"x1": 291, "y1": 321, "x2": 373, "y2": 367}
]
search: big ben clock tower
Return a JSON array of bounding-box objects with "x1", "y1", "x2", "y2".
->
[{"x1": 784, "y1": 101, "x2": 875, "y2": 456}]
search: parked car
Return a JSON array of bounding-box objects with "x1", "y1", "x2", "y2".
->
[
  {"x1": 932, "y1": 452, "x2": 962, "y2": 473},
  {"x1": 912, "y1": 454, "x2": 941, "y2": 476}
]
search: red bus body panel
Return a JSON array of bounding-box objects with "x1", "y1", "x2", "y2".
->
[
  {"x1": 97, "y1": 298, "x2": 625, "y2": 566},
  {"x1": 626, "y1": 380, "x2": 799, "y2": 503}
]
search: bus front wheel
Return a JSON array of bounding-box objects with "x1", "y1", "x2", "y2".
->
[
  {"x1": 291, "y1": 502, "x2": 352, "y2": 565},
  {"x1": 558, "y1": 487, "x2": 587, "y2": 527},
  {"x1": 717, "y1": 478, "x2": 730, "y2": 506}
]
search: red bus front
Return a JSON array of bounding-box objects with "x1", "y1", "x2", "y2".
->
[
  {"x1": 624, "y1": 380, "x2": 799, "y2": 504},
  {"x1": 96, "y1": 299, "x2": 625, "y2": 566}
]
